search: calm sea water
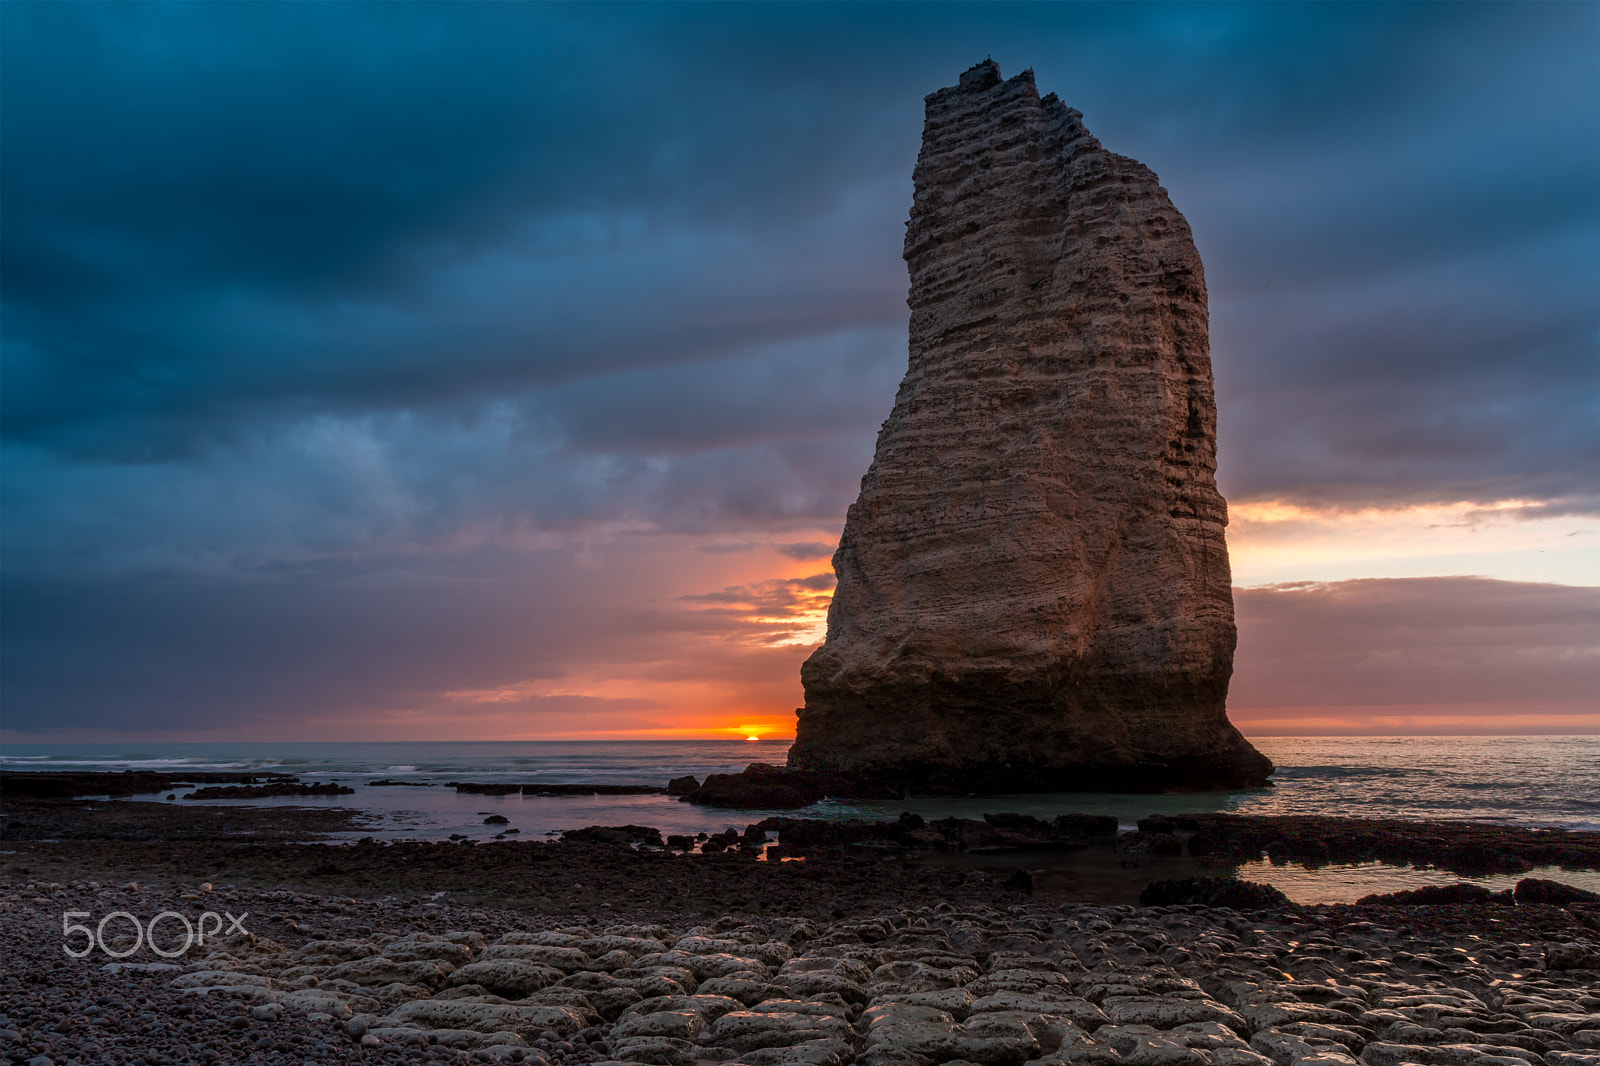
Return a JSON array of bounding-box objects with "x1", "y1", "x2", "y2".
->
[{"x1": 5, "y1": 736, "x2": 1597, "y2": 903}]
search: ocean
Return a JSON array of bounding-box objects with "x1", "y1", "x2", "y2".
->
[{"x1": 5, "y1": 735, "x2": 1598, "y2": 904}]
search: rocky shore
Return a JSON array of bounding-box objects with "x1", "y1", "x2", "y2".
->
[
  {"x1": 3, "y1": 798, "x2": 1598, "y2": 1065},
  {"x1": 2, "y1": 868, "x2": 1597, "y2": 1066},
  {"x1": 2, "y1": 797, "x2": 370, "y2": 843}
]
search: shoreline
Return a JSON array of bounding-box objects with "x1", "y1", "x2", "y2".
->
[
  {"x1": 6, "y1": 739, "x2": 1599, "y2": 845},
  {"x1": 2, "y1": 797, "x2": 1598, "y2": 1063},
  {"x1": 5, "y1": 799, "x2": 1600, "y2": 911}
]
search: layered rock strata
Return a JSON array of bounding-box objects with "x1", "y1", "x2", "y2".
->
[{"x1": 791, "y1": 60, "x2": 1271, "y2": 792}]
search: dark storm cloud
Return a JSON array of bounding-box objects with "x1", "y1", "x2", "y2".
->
[
  {"x1": 5, "y1": 2, "x2": 1593, "y2": 487},
  {"x1": 2, "y1": 2, "x2": 1595, "y2": 732},
  {"x1": 0, "y1": 2, "x2": 917, "y2": 456}
]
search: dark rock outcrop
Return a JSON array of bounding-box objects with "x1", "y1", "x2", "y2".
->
[
  {"x1": 0, "y1": 770, "x2": 294, "y2": 799},
  {"x1": 681, "y1": 763, "x2": 902, "y2": 810},
  {"x1": 1356, "y1": 883, "x2": 1513, "y2": 906},
  {"x1": 1139, "y1": 876, "x2": 1293, "y2": 910},
  {"x1": 790, "y1": 60, "x2": 1271, "y2": 793},
  {"x1": 1513, "y1": 877, "x2": 1600, "y2": 905},
  {"x1": 559, "y1": 825, "x2": 664, "y2": 847},
  {"x1": 184, "y1": 781, "x2": 354, "y2": 799},
  {"x1": 1115, "y1": 829, "x2": 1183, "y2": 856}
]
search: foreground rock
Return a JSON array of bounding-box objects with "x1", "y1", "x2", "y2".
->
[
  {"x1": 1138, "y1": 877, "x2": 1294, "y2": 910},
  {"x1": 1, "y1": 795, "x2": 370, "y2": 841},
  {"x1": 683, "y1": 764, "x2": 905, "y2": 810},
  {"x1": 3, "y1": 875, "x2": 1597, "y2": 1066},
  {"x1": 792, "y1": 59, "x2": 1270, "y2": 794}
]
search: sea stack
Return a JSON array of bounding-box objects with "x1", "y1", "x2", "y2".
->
[{"x1": 790, "y1": 60, "x2": 1272, "y2": 793}]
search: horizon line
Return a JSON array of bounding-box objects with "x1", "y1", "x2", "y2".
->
[{"x1": 4, "y1": 731, "x2": 1600, "y2": 746}]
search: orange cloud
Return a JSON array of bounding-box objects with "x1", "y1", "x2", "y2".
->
[
  {"x1": 1228, "y1": 495, "x2": 1598, "y2": 586},
  {"x1": 677, "y1": 572, "x2": 836, "y2": 647}
]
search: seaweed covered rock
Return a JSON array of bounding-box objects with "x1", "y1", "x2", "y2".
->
[
  {"x1": 1513, "y1": 877, "x2": 1600, "y2": 905},
  {"x1": 560, "y1": 825, "x2": 665, "y2": 847},
  {"x1": 1138, "y1": 876, "x2": 1293, "y2": 910},
  {"x1": 1356, "y1": 883, "x2": 1513, "y2": 906},
  {"x1": 682, "y1": 764, "x2": 902, "y2": 810}
]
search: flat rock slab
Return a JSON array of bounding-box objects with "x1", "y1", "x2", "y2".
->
[{"x1": 381, "y1": 998, "x2": 586, "y2": 1038}]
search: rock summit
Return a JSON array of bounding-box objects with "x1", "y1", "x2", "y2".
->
[{"x1": 790, "y1": 60, "x2": 1272, "y2": 793}]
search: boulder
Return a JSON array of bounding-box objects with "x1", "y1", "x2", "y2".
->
[
  {"x1": 447, "y1": 961, "x2": 564, "y2": 996},
  {"x1": 710, "y1": 1010, "x2": 855, "y2": 1053},
  {"x1": 1355, "y1": 884, "x2": 1509, "y2": 907},
  {"x1": 560, "y1": 825, "x2": 664, "y2": 847},
  {"x1": 1114, "y1": 832, "x2": 1182, "y2": 857},
  {"x1": 1139, "y1": 877, "x2": 1293, "y2": 910},
  {"x1": 328, "y1": 957, "x2": 456, "y2": 990},
  {"x1": 481, "y1": 944, "x2": 593, "y2": 972},
  {"x1": 739, "y1": 1038, "x2": 855, "y2": 1066},
  {"x1": 688, "y1": 765, "x2": 817, "y2": 809},
  {"x1": 1514, "y1": 878, "x2": 1600, "y2": 905},
  {"x1": 1544, "y1": 943, "x2": 1600, "y2": 970},
  {"x1": 379, "y1": 998, "x2": 585, "y2": 1038},
  {"x1": 1100, "y1": 996, "x2": 1246, "y2": 1034},
  {"x1": 683, "y1": 763, "x2": 902, "y2": 810}
]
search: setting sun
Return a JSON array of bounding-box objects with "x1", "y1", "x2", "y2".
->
[{"x1": 746, "y1": 735, "x2": 760, "y2": 741}]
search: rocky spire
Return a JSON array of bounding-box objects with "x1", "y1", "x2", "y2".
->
[{"x1": 789, "y1": 60, "x2": 1272, "y2": 793}]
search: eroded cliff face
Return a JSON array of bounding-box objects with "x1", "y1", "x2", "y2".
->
[{"x1": 790, "y1": 60, "x2": 1272, "y2": 793}]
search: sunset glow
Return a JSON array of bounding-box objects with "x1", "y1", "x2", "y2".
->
[{"x1": 1228, "y1": 496, "x2": 1597, "y2": 586}]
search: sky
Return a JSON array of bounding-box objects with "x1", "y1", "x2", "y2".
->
[{"x1": 1, "y1": 1, "x2": 1596, "y2": 742}]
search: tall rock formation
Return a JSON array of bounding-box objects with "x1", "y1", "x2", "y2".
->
[{"x1": 790, "y1": 60, "x2": 1272, "y2": 793}]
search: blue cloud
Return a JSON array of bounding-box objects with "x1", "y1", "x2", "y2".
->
[{"x1": 2, "y1": 2, "x2": 1595, "y2": 731}]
